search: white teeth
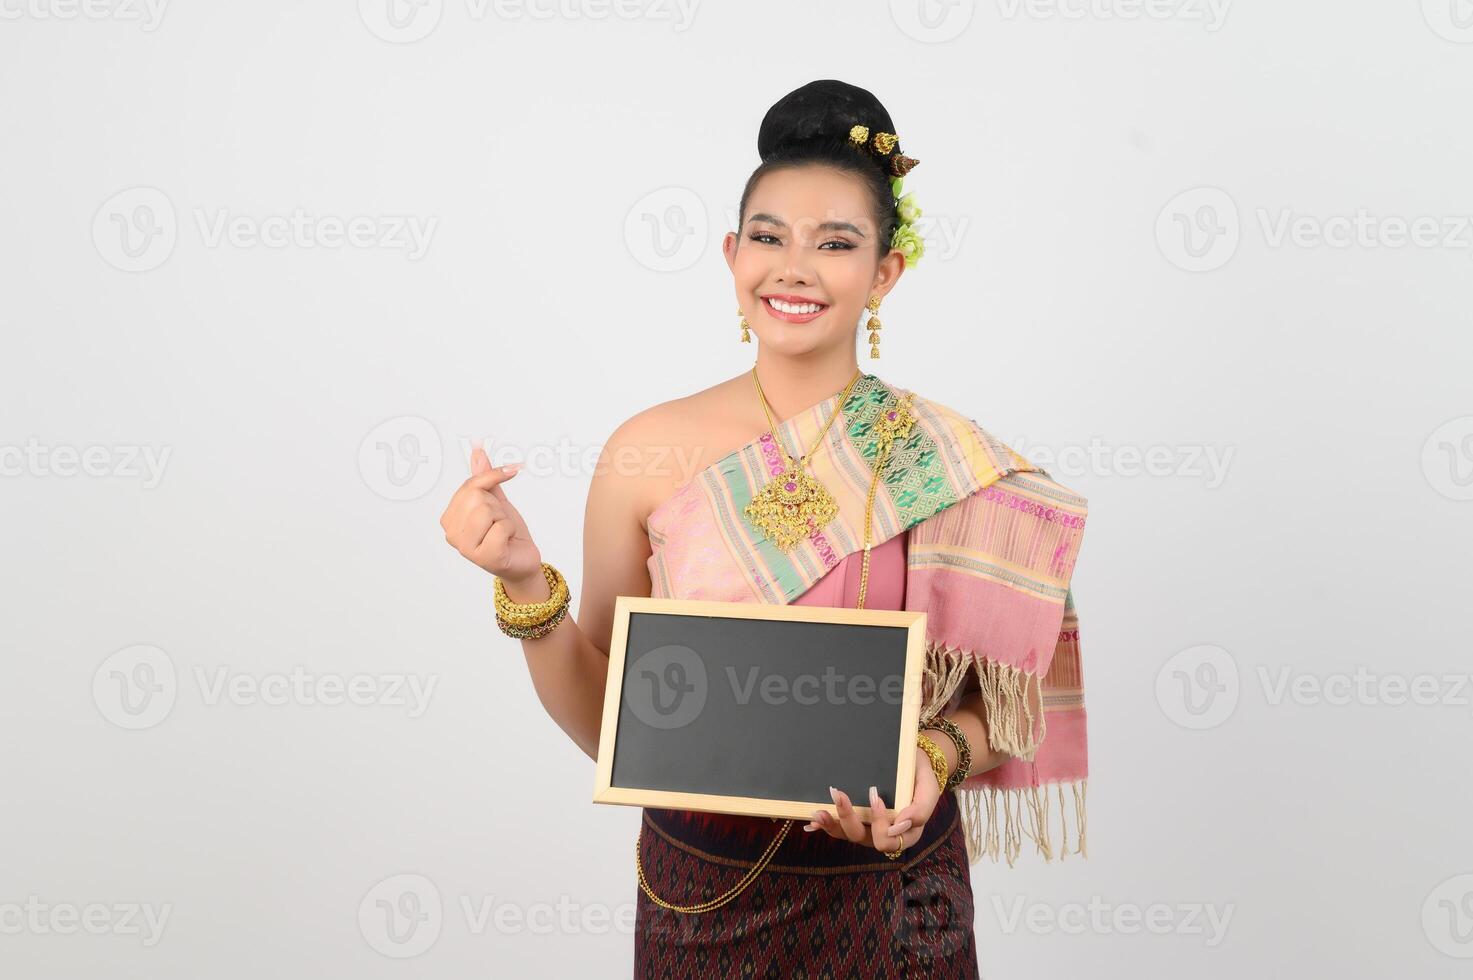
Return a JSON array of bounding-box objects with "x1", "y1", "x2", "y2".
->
[{"x1": 766, "y1": 298, "x2": 825, "y2": 315}]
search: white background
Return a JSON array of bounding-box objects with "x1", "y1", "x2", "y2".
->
[{"x1": 2, "y1": 1, "x2": 1471, "y2": 977}]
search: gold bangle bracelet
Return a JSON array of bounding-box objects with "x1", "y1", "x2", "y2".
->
[
  {"x1": 493, "y1": 562, "x2": 565, "y2": 618},
  {"x1": 495, "y1": 603, "x2": 567, "y2": 640},
  {"x1": 923, "y1": 715, "x2": 973, "y2": 792},
  {"x1": 916, "y1": 732, "x2": 949, "y2": 794},
  {"x1": 493, "y1": 562, "x2": 568, "y2": 626}
]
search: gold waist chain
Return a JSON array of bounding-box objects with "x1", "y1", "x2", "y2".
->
[{"x1": 635, "y1": 391, "x2": 916, "y2": 914}]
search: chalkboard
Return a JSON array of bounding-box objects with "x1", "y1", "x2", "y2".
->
[{"x1": 593, "y1": 595, "x2": 928, "y2": 822}]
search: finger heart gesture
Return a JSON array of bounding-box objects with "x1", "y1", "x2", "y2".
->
[{"x1": 438, "y1": 443, "x2": 542, "y2": 583}]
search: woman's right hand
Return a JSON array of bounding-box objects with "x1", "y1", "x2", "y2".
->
[{"x1": 439, "y1": 445, "x2": 543, "y2": 585}]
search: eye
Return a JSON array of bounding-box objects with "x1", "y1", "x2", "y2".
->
[{"x1": 748, "y1": 232, "x2": 856, "y2": 251}]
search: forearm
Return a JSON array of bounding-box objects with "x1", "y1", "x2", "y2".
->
[
  {"x1": 501, "y1": 573, "x2": 609, "y2": 762},
  {"x1": 930, "y1": 689, "x2": 1009, "y2": 782}
]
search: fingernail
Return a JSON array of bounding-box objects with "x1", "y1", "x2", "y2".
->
[
  {"x1": 503, "y1": 462, "x2": 522, "y2": 474},
  {"x1": 803, "y1": 823, "x2": 817, "y2": 832},
  {"x1": 891, "y1": 820, "x2": 912, "y2": 835},
  {"x1": 869, "y1": 785, "x2": 878, "y2": 802},
  {"x1": 829, "y1": 786, "x2": 840, "y2": 805}
]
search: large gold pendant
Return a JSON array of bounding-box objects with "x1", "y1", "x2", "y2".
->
[{"x1": 743, "y1": 463, "x2": 839, "y2": 552}]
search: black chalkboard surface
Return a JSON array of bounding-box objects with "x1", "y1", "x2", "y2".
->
[{"x1": 593, "y1": 595, "x2": 928, "y2": 822}]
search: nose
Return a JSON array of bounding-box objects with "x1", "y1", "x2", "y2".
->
[{"x1": 777, "y1": 249, "x2": 815, "y2": 287}]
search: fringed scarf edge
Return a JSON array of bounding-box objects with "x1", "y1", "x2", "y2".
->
[
  {"x1": 917, "y1": 641, "x2": 1087, "y2": 865},
  {"x1": 955, "y1": 779, "x2": 1089, "y2": 866}
]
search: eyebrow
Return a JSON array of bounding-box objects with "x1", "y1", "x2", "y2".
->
[{"x1": 746, "y1": 213, "x2": 867, "y2": 238}]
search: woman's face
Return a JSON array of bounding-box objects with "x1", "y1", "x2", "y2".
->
[{"x1": 724, "y1": 165, "x2": 905, "y2": 359}]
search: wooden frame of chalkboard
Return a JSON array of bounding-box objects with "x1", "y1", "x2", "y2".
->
[{"x1": 593, "y1": 595, "x2": 928, "y2": 823}]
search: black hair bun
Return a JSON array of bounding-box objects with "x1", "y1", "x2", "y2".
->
[{"x1": 757, "y1": 79, "x2": 899, "y2": 170}]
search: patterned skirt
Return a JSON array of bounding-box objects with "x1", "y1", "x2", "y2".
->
[{"x1": 633, "y1": 790, "x2": 980, "y2": 978}]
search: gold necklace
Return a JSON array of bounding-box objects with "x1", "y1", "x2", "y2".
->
[
  {"x1": 634, "y1": 383, "x2": 921, "y2": 911},
  {"x1": 741, "y1": 366, "x2": 863, "y2": 552}
]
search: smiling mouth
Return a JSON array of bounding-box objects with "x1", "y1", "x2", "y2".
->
[{"x1": 762, "y1": 296, "x2": 829, "y2": 320}]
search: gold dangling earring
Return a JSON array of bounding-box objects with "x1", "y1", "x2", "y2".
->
[
  {"x1": 865, "y1": 295, "x2": 882, "y2": 359},
  {"x1": 738, "y1": 307, "x2": 751, "y2": 343}
]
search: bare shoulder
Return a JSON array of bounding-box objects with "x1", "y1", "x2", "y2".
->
[{"x1": 598, "y1": 376, "x2": 752, "y2": 529}]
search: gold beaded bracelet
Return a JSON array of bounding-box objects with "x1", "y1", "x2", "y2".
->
[
  {"x1": 493, "y1": 562, "x2": 570, "y2": 637},
  {"x1": 495, "y1": 603, "x2": 567, "y2": 639},
  {"x1": 916, "y1": 732, "x2": 949, "y2": 794},
  {"x1": 923, "y1": 715, "x2": 973, "y2": 792}
]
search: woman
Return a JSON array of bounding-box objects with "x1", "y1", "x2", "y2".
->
[{"x1": 440, "y1": 79, "x2": 1090, "y2": 978}]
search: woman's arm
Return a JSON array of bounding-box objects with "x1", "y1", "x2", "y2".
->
[
  {"x1": 930, "y1": 691, "x2": 1006, "y2": 779},
  {"x1": 500, "y1": 417, "x2": 654, "y2": 761},
  {"x1": 930, "y1": 671, "x2": 1046, "y2": 779}
]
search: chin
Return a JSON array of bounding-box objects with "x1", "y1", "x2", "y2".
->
[{"x1": 763, "y1": 330, "x2": 841, "y2": 354}]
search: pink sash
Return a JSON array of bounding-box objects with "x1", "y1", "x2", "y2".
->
[{"x1": 644, "y1": 373, "x2": 1090, "y2": 865}]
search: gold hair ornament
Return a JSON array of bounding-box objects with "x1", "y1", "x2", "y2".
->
[{"x1": 846, "y1": 124, "x2": 925, "y2": 268}]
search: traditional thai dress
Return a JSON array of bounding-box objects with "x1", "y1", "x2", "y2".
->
[{"x1": 633, "y1": 372, "x2": 1090, "y2": 978}]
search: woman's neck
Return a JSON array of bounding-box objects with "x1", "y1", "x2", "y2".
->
[{"x1": 746, "y1": 354, "x2": 863, "y2": 422}]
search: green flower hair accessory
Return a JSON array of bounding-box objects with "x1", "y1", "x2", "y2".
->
[
  {"x1": 892, "y1": 223, "x2": 925, "y2": 268},
  {"x1": 889, "y1": 176, "x2": 925, "y2": 268}
]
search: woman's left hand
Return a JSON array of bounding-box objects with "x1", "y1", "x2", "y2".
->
[{"x1": 803, "y1": 745, "x2": 943, "y2": 857}]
